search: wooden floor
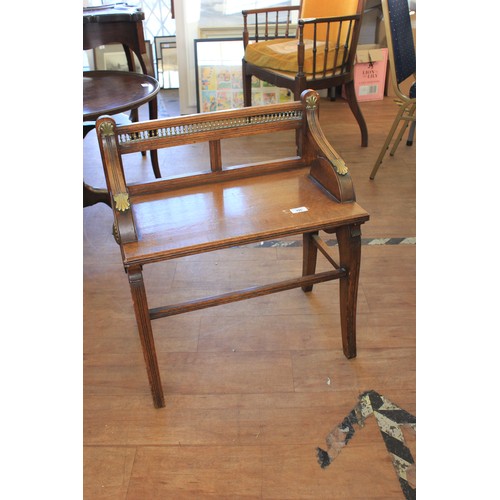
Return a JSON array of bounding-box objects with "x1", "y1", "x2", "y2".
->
[{"x1": 83, "y1": 89, "x2": 416, "y2": 499}]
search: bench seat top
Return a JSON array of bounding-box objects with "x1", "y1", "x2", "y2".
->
[{"x1": 122, "y1": 167, "x2": 369, "y2": 266}]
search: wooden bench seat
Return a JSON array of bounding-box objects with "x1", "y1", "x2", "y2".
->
[
  {"x1": 124, "y1": 167, "x2": 369, "y2": 265},
  {"x1": 96, "y1": 89, "x2": 369, "y2": 408}
]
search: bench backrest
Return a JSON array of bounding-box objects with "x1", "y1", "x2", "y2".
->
[{"x1": 96, "y1": 90, "x2": 356, "y2": 243}]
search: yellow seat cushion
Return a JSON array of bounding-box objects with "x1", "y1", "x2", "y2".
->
[{"x1": 245, "y1": 38, "x2": 346, "y2": 75}]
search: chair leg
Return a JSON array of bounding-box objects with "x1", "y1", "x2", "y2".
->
[
  {"x1": 327, "y1": 86, "x2": 342, "y2": 101},
  {"x1": 130, "y1": 108, "x2": 139, "y2": 124},
  {"x1": 128, "y1": 266, "x2": 165, "y2": 408},
  {"x1": 389, "y1": 120, "x2": 410, "y2": 157},
  {"x1": 149, "y1": 151, "x2": 161, "y2": 178},
  {"x1": 83, "y1": 181, "x2": 111, "y2": 208},
  {"x1": 302, "y1": 231, "x2": 319, "y2": 292},
  {"x1": 242, "y1": 63, "x2": 252, "y2": 107},
  {"x1": 406, "y1": 120, "x2": 416, "y2": 146},
  {"x1": 389, "y1": 102, "x2": 415, "y2": 157},
  {"x1": 369, "y1": 104, "x2": 407, "y2": 180},
  {"x1": 336, "y1": 224, "x2": 362, "y2": 359},
  {"x1": 123, "y1": 44, "x2": 137, "y2": 72},
  {"x1": 343, "y1": 80, "x2": 368, "y2": 147}
]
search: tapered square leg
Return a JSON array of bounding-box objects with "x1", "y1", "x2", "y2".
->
[
  {"x1": 128, "y1": 266, "x2": 165, "y2": 408},
  {"x1": 302, "y1": 231, "x2": 319, "y2": 292},
  {"x1": 336, "y1": 224, "x2": 362, "y2": 359}
]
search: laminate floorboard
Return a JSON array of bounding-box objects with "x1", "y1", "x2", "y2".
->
[{"x1": 83, "y1": 89, "x2": 416, "y2": 499}]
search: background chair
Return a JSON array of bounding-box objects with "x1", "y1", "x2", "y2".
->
[
  {"x1": 369, "y1": 0, "x2": 416, "y2": 180},
  {"x1": 242, "y1": 0, "x2": 368, "y2": 147}
]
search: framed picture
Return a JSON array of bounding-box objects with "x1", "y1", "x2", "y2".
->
[
  {"x1": 92, "y1": 42, "x2": 154, "y2": 73},
  {"x1": 194, "y1": 38, "x2": 292, "y2": 113},
  {"x1": 154, "y1": 36, "x2": 179, "y2": 89},
  {"x1": 93, "y1": 44, "x2": 130, "y2": 71}
]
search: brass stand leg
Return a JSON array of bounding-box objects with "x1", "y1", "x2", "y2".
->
[
  {"x1": 389, "y1": 120, "x2": 409, "y2": 157},
  {"x1": 389, "y1": 104, "x2": 415, "y2": 156},
  {"x1": 336, "y1": 224, "x2": 362, "y2": 359},
  {"x1": 344, "y1": 80, "x2": 368, "y2": 147},
  {"x1": 128, "y1": 266, "x2": 165, "y2": 408},
  {"x1": 370, "y1": 104, "x2": 407, "y2": 180},
  {"x1": 302, "y1": 231, "x2": 319, "y2": 292},
  {"x1": 389, "y1": 103, "x2": 416, "y2": 157}
]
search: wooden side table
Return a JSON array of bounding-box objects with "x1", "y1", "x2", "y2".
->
[
  {"x1": 83, "y1": 5, "x2": 161, "y2": 184},
  {"x1": 83, "y1": 6, "x2": 154, "y2": 77},
  {"x1": 83, "y1": 71, "x2": 160, "y2": 208}
]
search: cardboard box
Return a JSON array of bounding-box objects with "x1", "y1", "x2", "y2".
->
[{"x1": 343, "y1": 44, "x2": 388, "y2": 102}]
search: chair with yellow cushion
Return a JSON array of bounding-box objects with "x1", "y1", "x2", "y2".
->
[{"x1": 242, "y1": 0, "x2": 368, "y2": 147}]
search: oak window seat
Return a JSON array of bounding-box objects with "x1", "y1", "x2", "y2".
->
[{"x1": 96, "y1": 89, "x2": 369, "y2": 408}]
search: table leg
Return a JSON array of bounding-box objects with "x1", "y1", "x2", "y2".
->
[
  {"x1": 84, "y1": 182, "x2": 111, "y2": 208},
  {"x1": 148, "y1": 97, "x2": 161, "y2": 178},
  {"x1": 84, "y1": 125, "x2": 111, "y2": 208}
]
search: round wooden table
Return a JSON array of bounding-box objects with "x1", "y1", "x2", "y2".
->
[
  {"x1": 83, "y1": 70, "x2": 160, "y2": 121},
  {"x1": 83, "y1": 70, "x2": 161, "y2": 207}
]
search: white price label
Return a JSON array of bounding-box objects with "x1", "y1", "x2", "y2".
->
[{"x1": 290, "y1": 206, "x2": 308, "y2": 214}]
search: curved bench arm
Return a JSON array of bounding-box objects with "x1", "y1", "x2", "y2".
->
[
  {"x1": 301, "y1": 90, "x2": 356, "y2": 203},
  {"x1": 96, "y1": 115, "x2": 138, "y2": 244}
]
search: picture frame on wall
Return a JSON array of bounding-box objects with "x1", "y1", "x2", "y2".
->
[{"x1": 154, "y1": 36, "x2": 179, "y2": 89}]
